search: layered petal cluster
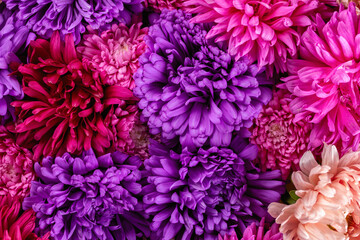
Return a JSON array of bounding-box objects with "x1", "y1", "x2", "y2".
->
[
  {"x1": 78, "y1": 23, "x2": 148, "y2": 88},
  {"x1": 268, "y1": 144, "x2": 360, "y2": 239},
  {"x1": 241, "y1": 218, "x2": 282, "y2": 240},
  {"x1": 337, "y1": 0, "x2": 360, "y2": 14},
  {"x1": 0, "y1": 126, "x2": 35, "y2": 198},
  {"x1": 219, "y1": 231, "x2": 238, "y2": 240},
  {"x1": 23, "y1": 149, "x2": 149, "y2": 240},
  {"x1": 3, "y1": 0, "x2": 144, "y2": 44},
  {"x1": 282, "y1": 3, "x2": 360, "y2": 153},
  {"x1": 134, "y1": 9, "x2": 273, "y2": 149},
  {"x1": 143, "y1": 136, "x2": 285, "y2": 240},
  {"x1": 12, "y1": 31, "x2": 139, "y2": 160},
  {"x1": 0, "y1": 195, "x2": 49, "y2": 240},
  {"x1": 0, "y1": 4, "x2": 35, "y2": 122},
  {"x1": 144, "y1": 0, "x2": 185, "y2": 11},
  {"x1": 184, "y1": 0, "x2": 319, "y2": 74},
  {"x1": 251, "y1": 89, "x2": 312, "y2": 179}
]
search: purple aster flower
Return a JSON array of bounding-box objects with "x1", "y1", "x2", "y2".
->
[
  {"x1": 23, "y1": 149, "x2": 149, "y2": 240},
  {"x1": 134, "y1": 9, "x2": 273, "y2": 149},
  {"x1": 0, "y1": 3, "x2": 35, "y2": 123},
  {"x1": 3, "y1": 0, "x2": 144, "y2": 44},
  {"x1": 142, "y1": 134, "x2": 285, "y2": 240}
]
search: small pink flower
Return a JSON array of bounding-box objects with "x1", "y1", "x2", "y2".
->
[
  {"x1": 268, "y1": 144, "x2": 360, "y2": 239},
  {"x1": 251, "y1": 89, "x2": 312, "y2": 179},
  {"x1": 78, "y1": 23, "x2": 148, "y2": 89},
  {"x1": 0, "y1": 125, "x2": 35, "y2": 198},
  {"x1": 184, "y1": 0, "x2": 320, "y2": 74}
]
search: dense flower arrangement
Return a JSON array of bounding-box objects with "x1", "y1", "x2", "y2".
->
[{"x1": 2, "y1": 0, "x2": 360, "y2": 239}]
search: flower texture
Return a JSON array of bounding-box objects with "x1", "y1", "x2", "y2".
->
[
  {"x1": 184, "y1": 0, "x2": 321, "y2": 74},
  {"x1": 268, "y1": 144, "x2": 360, "y2": 239},
  {"x1": 0, "y1": 125, "x2": 35, "y2": 198},
  {"x1": 282, "y1": 3, "x2": 360, "y2": 154},
  {"x1": 0, "y1": 194, "x2": 49, "y2": 240},
  {"x1": 3, "y1": 0, "x2": 144, "y2": 44},
  {"x1": 241, "y1": 218, "x2": 282, "y2": 240},
  {"x1": 0, "y1": 4, "x2": 35, "y2": 123},
  {"x1": 144, "y1": 0, "x2": 185, "y2": 12},
  {"x1": 250, "y1": 89, "x2": 312, "y2": 180},
  {"x1": 218, "y1": 230, "x2": 238, "y2": 240},
  {"x1": 23, "y1": 149, "x2": 149, "y2": 240},
  {"x1": 12, "y1": 31, "x2": 139, "y2": 160},
  {"x1": 337, "y1": 0, "x2": 360, "y2": 14},
  {"x1": 78, "y1": 23, "x2": 148, "y2": 89},
  {"x1": 134, "y1": 9, "x2": 273, "y2": 149},
  {"x1": 143, "y1": 135, "x2": 285, "y2": 240}
]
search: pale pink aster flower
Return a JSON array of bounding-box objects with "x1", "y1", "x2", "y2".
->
[
  {"x1": 184, "y1": 0, "x2": 319, "y2": 74},
  {"x1": 78, "y1": 23, "x2": 148, "y2": 89},
  {"x1": 0, "y1": 125, "x2": 35, "y2": 198},
  {"x1": 282, "y1": 3, "x2": 360, "y2": 154},
  {"x1": 251, "y1": 89, "x2": 312, "y2": 179},
  {"x1": 268, "y1": 144, "x2": 360, "y2": 239}
]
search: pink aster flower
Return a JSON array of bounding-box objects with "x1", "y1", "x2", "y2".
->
[
  {"x1": 144, "y1": 0, "x2": 185, "y2": 11},
  {"x1": 0, "y1": 195, "x2": 50, "y2": 240},
  {"x1": 184, "y1": 0, "x2": 319, "y2": 74},
  {"x1": 282, "y1": 3, "x2": 360, "y2": 154},
  {"x1": 218, "y1": 230, "x2": 238, "y2": 240},
  {"x1": 0, "y1": 125, "x2": 35, "y2": 198},
  {"x1": 78, "y1": 23, "x2": 148, "y2": 89},
  {"x1": 268, "y1": 144, "x2": 360, "y2": 239},
  {"x1": 241, "y1": 218, "x2": 282, "y2": 240},
  {"x1": 251, "y1": 89, "x2": 312, "y2": 179}
]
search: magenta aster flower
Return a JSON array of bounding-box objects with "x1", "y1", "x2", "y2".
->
[
  {"x1": 282, "y1": 3, "x2": 360, "y2": 154},
  {"x1": 241, "y1": 218, "x2": 282, "y2": 240},
  {"x1": 184, "y1": 0, "x2": 319, "y2": 74},
  {"x1": 78, "y1": 23, "x2": 148, "y2": 89},
  {"x1": 218, "y1": 231, "x2": 238, "y2": 240},
  {"x1": 0, "y1": 125, "x2": 35, "y2": 198},
  {"x1": 12, "y1": 31, "x2": 139, "y2": 160},
  {"x1": 250, "y1": 89, "x2": 312, "y2": 179}
]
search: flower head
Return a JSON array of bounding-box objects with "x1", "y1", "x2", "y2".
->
[
  {"x1": 134, "y1": 9, "x2": 273, "y2": 149},
  {"x1": 0, "y1": 4, "x2": 35, "y2": 123},
  {"x1": 143, "y1": 135, "x2": 285, "y2": 240},
  {"x1": 0, "y1": 194, "x2": 49, "y2": 240},
  {"x1": 23, "y1": 149, "x2": 149, "y2": 240},
  {"x1": 251, "y1": 89, "x2": 312, "y2": 179},
  {"x1": 3, "y1": 0, "x2": 144, "y2": 44},
  {"x1": 0, "y1": 125, "x2": 35, "y2": 198},
  {"x1": 184, "y1": 0, "x2": 319, "y2": 74},
  {"x1": 78, "y1": 23, "x2": 148, "y2": 88},
  {"x1": 282, "y1": 3, "x2": 360, "y2": 154},
  {"x1": 12, "y1": 31, "x2": 139, "y2": 160},
  {"x1": 268, "y1": 144, "x2": 360, "y2": 239},
  {"x1": 241, "y1": 218, "x2": 282, "y2": 240}
]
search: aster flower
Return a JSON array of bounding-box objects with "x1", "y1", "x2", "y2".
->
[
  {"x1": 250, "y1": 89, "x2": 312, "y2": 180},
  {"x1": 184, "y1": 0, "x2": 321, "y2": 74},
  {"x1": 143, "y1": 135, "x2": 285, "y2": 240},
  {"x1": 23, "y1": 149, "x2": 149, "y2": 240},
  {"x1": 268, "y1": 144, "x2": 360, "y2": 239},
  {"x1": 219, "y1": 230, "x2": 238, "y2": 240},
  {"x1": 282, "y1": 3, "x2": 360, "y2": 154},
  {"x1": 78, "y1": 23, "x2": 148, "y2": 88},
  {"x1": 3, "y1": 0, "x2": 144, "y2": 44},
  {"x1": 0, "y1": 125, "x2": 35, "y2": 198},
  {"x1": 241, "y1": 218, "x2": 282, "y2": 240},
  {"x1": 144, "y1": 0, "x2": 185, "y2": 11},
  {"x1": 134, "y1": 9, "x2": 273, "y2": 149},
  {"x1": 0, "y1": 4, "x2": 35, "y2": 123},
  {"x1": 0, "y1": 195, "x2": 49, "y2": 240},
  {"x1": 12, "y1": 31, "x2": 139, "y2": 160}
]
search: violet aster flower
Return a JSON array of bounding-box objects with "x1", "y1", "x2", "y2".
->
[
  {"x1": 143, "y1": 135, "x2": 285, "y2": 240},
  {"x1": 134, "y1": 9, "x2": 273, "y2": 149},
  {"x1": 23, "y1": 150, "x2": 149, "y2": 240},
  {"x1": 3, "y1": 0, "x2": 144, "y2": 44},
  {"x1": 0, "y1": 3, "x2": 35, "y2": 123}
]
